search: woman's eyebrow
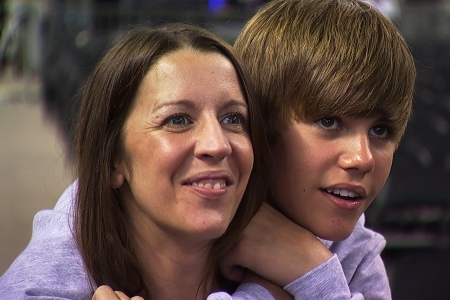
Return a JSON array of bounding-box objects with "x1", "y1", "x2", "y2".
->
[
  {"x1": 150, "y1": 100, "x2": 197, "y2": 115},
  {"x1": 153, "y1": 99, "x2": 248, "y2": 112},
  {"x1": 153, "y1": 99, "x2": 196, "y2": 111},
  {"x1": 222, "y1": 100, "x2": 249, "y2": 110}
]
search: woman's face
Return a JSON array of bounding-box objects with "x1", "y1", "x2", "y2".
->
[
  {"x1": 271, "y1": 115, "x2": 396, "y2": 241},
  {"x1": 112, "y1": 49, "x2": 253, "y2": 244}
]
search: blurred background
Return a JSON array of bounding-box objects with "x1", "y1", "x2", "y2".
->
[{"x1": 0, "y1": 0, "x2": 449, "y2": 299}]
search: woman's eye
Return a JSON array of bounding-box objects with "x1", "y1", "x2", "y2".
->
[
  {"x1": 222, "y1": 113, "x2": 245, "y2": 126},
  {"x1": 166, "y1": 115, "x2": 190, "y2": 126},
  {"x1": 369, "y1": 125, "x2": 389, "y2": 138},
  {"x1": 315, "y1": 117, "x2": 339, "y2": 130}
]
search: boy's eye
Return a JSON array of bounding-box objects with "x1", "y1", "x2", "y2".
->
[
  {"x1": 370, "y1": 125, "x2": 389, "y2": 138},
  {"x1": 316, "y1": 117, "x2": 339, "y2": 130}
]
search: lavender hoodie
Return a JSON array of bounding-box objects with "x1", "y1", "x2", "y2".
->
[{"x1": 0, "y1": 182, "x2": 390, "y2": 299}]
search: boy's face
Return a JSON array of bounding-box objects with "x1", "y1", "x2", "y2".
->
[{"x1": 270, "y1": 115, "x2": 396, "y2": 241}]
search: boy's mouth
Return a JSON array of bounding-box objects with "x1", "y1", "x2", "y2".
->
[{"x1": 323, "y1": 188, "x2": 361, "y2": 201}]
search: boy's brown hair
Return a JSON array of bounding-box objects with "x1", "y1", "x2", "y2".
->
[{"x1": 235, "y1": 0, "x2": 416, "y2": 145}]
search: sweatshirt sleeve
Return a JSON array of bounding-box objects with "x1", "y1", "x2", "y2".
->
[
  {"x1": 328, "y1": 215, "x2": 391, "y2": 299},
  {"x1": 207, "y1": 284, "x2": 275, "y2": 300},
  {"x1": 285, "y1": 215, "x2": 391, "y2": 300},
  {"x1": 284, "y1": 254, "x2": 364, "y2": 299},
  {"x1": 0, "y1": 182, "x2": 93, "y2": 300}
]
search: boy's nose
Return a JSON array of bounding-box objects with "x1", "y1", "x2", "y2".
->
[
  {"x1": 338, "y1": 133, "x2": 375, "y2": 174},
  {"x1": 194, "y1": 119, "x2": 232, "y2": 160}
]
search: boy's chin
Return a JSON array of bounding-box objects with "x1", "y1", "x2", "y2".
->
[{"x1": 312, "y1": 221, "x2": 357, "y2": 242}]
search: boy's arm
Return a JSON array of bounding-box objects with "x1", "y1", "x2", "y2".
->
[
  {"x1": 208, "y1": 285, "x2": 276, "y2": 300},
  {"x1": 349, "y1": 251, "x2": 391, "y2": 299},
  {"x1": 239, "y1": 271, "x2": 293, "y2": 300},
  {"x1": 223, "y1": 251, "x2": 366, "y2": 300},
  {"x1": 221, "y1": 203, "x2": 333, "y2": 287},
  {"x1": 221, "y1": 203, "x2": 386, "y2": 299},
  {"x1": 208, "y1": 274, "x2": 291, "y2": 300},
  {"x1": 283, "y1": 254, "x2": 364, "y2": 300},
  {"x1": 329, "y1": 217, "x2": 391, "y2": 299}
]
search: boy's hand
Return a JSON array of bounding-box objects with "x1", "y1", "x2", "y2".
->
[
  {"x1": 92, "y1": 286, "x2": 144, "y2": 300},
  {"x1": 221, "y1": 203, "x2": 333, "y2": 286}
]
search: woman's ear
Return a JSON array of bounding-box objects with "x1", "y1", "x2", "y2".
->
[{"x1": 111, "y1": 160, "x2": 126, "y2": 189}]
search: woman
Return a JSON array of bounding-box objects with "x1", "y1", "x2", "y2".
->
[
  {"x1": 0, "y1": 24, "x2": 271, "y2": 299},
  {"x1": 74, "y1": 23, "x2": 272, "y2": 299}
]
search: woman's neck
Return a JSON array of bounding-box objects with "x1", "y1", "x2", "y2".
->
[{"x1": 132, "y1": 224, "x2": 217, "y2": 300}]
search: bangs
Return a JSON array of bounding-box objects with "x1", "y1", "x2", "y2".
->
[
  {"x1": 235, "y1": 0, "x2": 416, "y2": 144},
  {"x1": 287, "y1": 2, "x2": 415, "y2": 142}
]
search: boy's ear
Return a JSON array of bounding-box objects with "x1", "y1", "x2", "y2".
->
[{"x1": 111, "y1": 160, "x2": 126, "y2": 189}]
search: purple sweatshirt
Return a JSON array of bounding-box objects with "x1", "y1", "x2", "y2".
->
[{"x1": 0, "y1": 182, "x2": 391, "y2": 299}]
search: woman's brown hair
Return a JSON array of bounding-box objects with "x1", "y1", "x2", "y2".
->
[{"x1": 74, "y1": 24, "x2": 270, "y2": 297}]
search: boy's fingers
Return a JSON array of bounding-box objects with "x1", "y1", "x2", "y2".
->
[
  {"x1": 114, "y1": 291, "x2": 131, "y2": 299},
  {"x1": 115, "y1": 291, "x2": 144, "y2": 300},
  {"x1": 92, "y1": 286, "x2": 143, "y2": 300},
  {"x1": 92, "y1": 285, "x2": 121, "y2": 299}
]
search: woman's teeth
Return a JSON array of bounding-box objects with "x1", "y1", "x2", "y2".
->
[{"x1": 192, "y1": 180, "x2": 226, "y2": 190}]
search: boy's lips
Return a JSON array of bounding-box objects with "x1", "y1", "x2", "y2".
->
[
  {"x1": 324, "y1": 188, "x2": 361, "y2": 200},
  {"x1": 322, "y1": 184, "x2": 367, "y2": 199},
  {"x1": 320, "y1": 184, "x2": 367, "y2": 210},
  {"x1": 322, "y1": 189, "x2": 364, "y2": 211}
]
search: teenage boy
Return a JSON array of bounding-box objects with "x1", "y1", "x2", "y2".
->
[{"x1": 220, "y1": 0, "x2": 416, "y2": 299}]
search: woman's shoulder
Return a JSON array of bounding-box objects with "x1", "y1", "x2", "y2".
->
[{"x1": 0, "y1": 180, "x2": 93, "y2": 299}]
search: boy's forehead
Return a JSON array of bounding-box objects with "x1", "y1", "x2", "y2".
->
[
  {"x1": 303, "y1": 110, "x2": 387, "y2": 118},
  {"x1": 299, "y1": 105, "x2": 392, "y2": 121}
]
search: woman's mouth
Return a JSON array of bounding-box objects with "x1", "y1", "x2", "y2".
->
[{"x1": 191, "y1": 179, "x2": 226, "y2": 190}]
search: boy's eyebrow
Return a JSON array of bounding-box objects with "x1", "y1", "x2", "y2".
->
[
  {"x1": 375, "y1": 116, "x2": 393, "y2": 123},
  {"x1": 308, "y1": 112, "x2": 395, "y2": 124},
  {"x1": 364, "y1": 113, "x2": 394, "y2": 124}
]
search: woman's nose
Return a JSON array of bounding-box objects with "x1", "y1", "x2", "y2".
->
[
  {"x1": 338, "y1": 133, "x2": 375, "y2": 173},
  {"x1": 194, "y1": 119, "x2": 232, "y2": 160}
]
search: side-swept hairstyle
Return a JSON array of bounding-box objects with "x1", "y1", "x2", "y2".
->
[
  {"x1": 235, "y1": 0, "x2": 416, "y2": 145},
  {"x1": 74, "y1": 24, "x2": 269, "y2": 297}
]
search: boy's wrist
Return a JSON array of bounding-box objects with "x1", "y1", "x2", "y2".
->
[
  {"x1": 267, "y1": 230, "x2": 333, "y2": 286},
  {"x1": 243, "y1": 205, "x2": 333, "y2": 286}
]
